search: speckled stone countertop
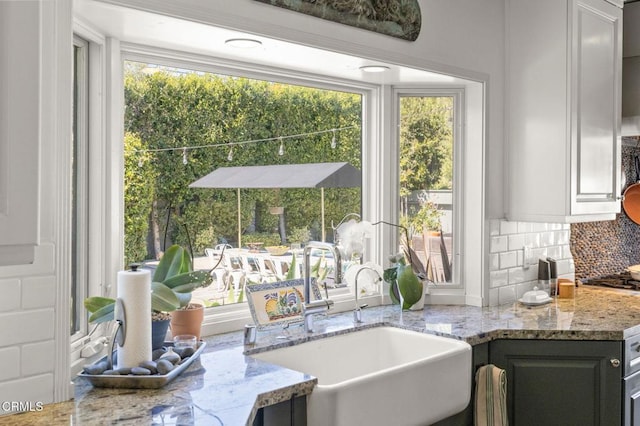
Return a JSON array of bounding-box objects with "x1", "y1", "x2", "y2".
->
[{"x1": 3, "y1": 285, "x2": 640, "y2": 425}]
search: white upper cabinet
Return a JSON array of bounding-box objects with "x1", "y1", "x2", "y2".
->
[
  {"x1": 0, "y1": 2, "x2": 40, "y2": 265},
  {"x1": 506, "y1": 0, "x2": 622, "y2": 223}
]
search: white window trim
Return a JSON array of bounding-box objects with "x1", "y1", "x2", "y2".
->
[
  {"x1": 391, "y1": 87, "x2": 465, "y2": 289},
  {"x1": 118, "y1": 43, "x2": 383, "y2": 335},
  {"x1": 387, "y1": 84, "x2": 486, "y2": 307},
  {"x1": 70, "y1": 19, "x2": 110, "y2": 376}
]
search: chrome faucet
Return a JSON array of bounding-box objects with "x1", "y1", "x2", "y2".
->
[
  {"x1": 302, "y1": 241, "x2": 341, "y2": 332},
  {"x1": 353, "y1": 266, "x2": 381, "y2": 323}
]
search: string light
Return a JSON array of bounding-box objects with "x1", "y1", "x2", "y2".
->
[{"x1": 129, "y1": 125, "x2": 358, "y2": 165}]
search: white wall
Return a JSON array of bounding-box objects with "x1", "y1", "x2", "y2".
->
[{"x1": 0, "y1": 0, "x2": 72, "y2": 412}]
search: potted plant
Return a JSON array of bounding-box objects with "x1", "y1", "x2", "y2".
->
[{"x1": 84, "y1": 244, "x2": 213, "y2": 348}]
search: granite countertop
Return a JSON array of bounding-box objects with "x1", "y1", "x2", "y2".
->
[{"x1": 4, "y1": 285, "x2": 640, "y2": 425}]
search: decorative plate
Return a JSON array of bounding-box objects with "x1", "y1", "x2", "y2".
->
[{"x1": 245, "y1": 279, "x2": 322, "y2": 328}]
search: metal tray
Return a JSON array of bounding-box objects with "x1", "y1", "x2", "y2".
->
[{"x1": 78, "y1": 341, "x2": 206, "y2": 389}]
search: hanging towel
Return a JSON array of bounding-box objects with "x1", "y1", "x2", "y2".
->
[{"x1": 474, "y1": 364, "x2": 508, "y2": 426}]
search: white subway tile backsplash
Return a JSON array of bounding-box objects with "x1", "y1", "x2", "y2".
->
[
  {"x1": 22, "y1": 340, "x2": 54, "y2": 376},
  {"x1": 508, "y1": 234, "x2": 525, "y2": 251},
  {"x1": 489, "y1": 219, "x2": 500, "y2": 236},
  {"x1": 22, "y1": 276, "x2": 55, "y2": 309},
  {"x1": 517, "y1": 222, "x2": 532, "y2": 233},
  {"x1": 525, "y1": 233, "x2": 541, "y2": 248},
  {"x1": 491, "y1": 236, "x2": 508, "y2": 253},
  {"x1": 0, "y1": 279, "x2": 20, "y2": 312},
  {"x1": 489, "y1": 288, "x2": 499, "y2": 306},
  {"x1": 490, "y1": 270, "x2": 508, "y2": 288},
  {"x1": 490, "y1": 253, "x2": 500, "y2": 271},
  {"x1": 488, "y1": 219, "x2": 574, "y2": 306},
  {"x1": 540, "y1": 231, "x2": 555, "y2": 247},
  {"x1": 0, "y1": 347, "x2": 20, "y2": 381},
  {"x1": 508, "y1": 267, "x2": 525, "y2": 284},
  {"x1": 500, "y1": 220, "x2": 518, "y2": 235},
  {"x1": 0, "y1": 374, "x2": 54, "y2": 414},
  {"x1": 0, "y1": 309, "x2": 55, "y2": 347},
  {"x1": 546, "y1": 246, "x2": 562, "y2": 260},
  {"x1": 531, "y1": 223, "x2": 549, "y2": 232},
  {"x1": 500, "y1": 251, "x2": 518, "y2": 269},
  {"x1": 498, "y1": 285, "x2": 517, "y2": 304}
]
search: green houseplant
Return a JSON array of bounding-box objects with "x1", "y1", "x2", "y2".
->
[{"x1": 84, "y1": 244, "x2": 213, "y2": 347}]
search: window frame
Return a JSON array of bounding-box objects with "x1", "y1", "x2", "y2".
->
[
  {"x1": 119, "y1": 44, "x2": 382, "y2": 335},
  {"x1": 391, "y1": 87, "x2": 465, "y2": 290},
  {"x1": 69, "y1": 22, "x2": 109, "y2": 376}
]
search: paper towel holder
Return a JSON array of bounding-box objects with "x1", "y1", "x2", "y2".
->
[{"x1": 114, "y1": 298, "x2": 127, "y2": 346}]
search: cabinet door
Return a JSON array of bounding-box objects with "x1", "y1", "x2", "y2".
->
[
  {"x1": 0, "y1": 1, "x2": 40, "y2": 265},
  {"x1": 491, "y1": 339, "x2": 622, "y2": 426},
  {"x1": 570, "y1": 0, "x2": 622, "y2": 217},
  {"x1": 253, "y1": 396, "x2": 307, "y2": 426}
]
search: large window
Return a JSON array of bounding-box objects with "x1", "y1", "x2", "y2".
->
[
  {"x1": 396, "y1": 89, "x2": 462, "y2": 287},
  {"x1": 122, "y1": 59, "x2": 365, "y2": 312}
]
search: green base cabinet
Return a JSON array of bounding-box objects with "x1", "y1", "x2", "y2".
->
[
  {"x1": 252, "y1": 396, "x2": 307, "y2": 426},
  {"x1": 491, "y1": 339, "x2": 623, "y2": 426}
]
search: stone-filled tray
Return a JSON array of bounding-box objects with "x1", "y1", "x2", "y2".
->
[{"x1": 79, "y1": 341, "x2": 206, "y2": 389}]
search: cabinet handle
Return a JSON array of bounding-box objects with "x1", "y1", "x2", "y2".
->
[{"x1": 610, "y1": 358, "x2": 621, "y2": 368}]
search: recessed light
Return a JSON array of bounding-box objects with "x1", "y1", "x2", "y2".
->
[
  {"x1": 225, "y1": 38, "x2": 263, "y2": 49},
  {"x1": 359, "y1": 65, "x2": 390, "y2": 73}
]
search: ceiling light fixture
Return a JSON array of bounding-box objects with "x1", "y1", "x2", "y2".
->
[
  {"x1": 359, "y1": 65, "x2": 390, "y2": 73},
  {"x1": 225, "y1": 38, "x2": 263, "y2": 49}
]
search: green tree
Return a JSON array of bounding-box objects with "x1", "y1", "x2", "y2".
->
[
  {"x1": 124, "y1": 132, "x2": 155, "y2": 264},
  {"x1": 399, "y1": 96, "x2": 453, "y2": 221},
  {"x1": 123, "y1": 65, "x2": 362, "y2": 259}
]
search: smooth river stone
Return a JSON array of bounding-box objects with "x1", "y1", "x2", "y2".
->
[
  {"x1": 131, "y1": 367, "x2": 152, "y2": 375},
  {"x1": 156, "y1": 359, "x2": 174, "y2": 375}
]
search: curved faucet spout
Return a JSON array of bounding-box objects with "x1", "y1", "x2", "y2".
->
[
  {"x1": 302, "y1": 241, "x2": 342, "y2": 332},
  {"x1": 353, "y1": 266, "x2": 381, "y2": 323}
]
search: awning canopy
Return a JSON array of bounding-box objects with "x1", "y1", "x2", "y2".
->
[
  {"x1": 189, "y1": 162, "x2": 361, "y2": 244},
  {"x1": 189, "y1": 162, "x2": 361, "y2": 189}
]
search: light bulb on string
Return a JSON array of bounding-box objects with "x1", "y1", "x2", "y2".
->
[
  {"x1": 278, "y1": 137, "x2": 285, "y2": 156},
  {"x1": 227, "y1": 146, "x2": 234, "y2": 161},
  {"x1": 182, "y1": 148, "x2": 188, "y2": 165},
  {"x1": 330, "y1": 129, "x2": 337, "y2": 149}
]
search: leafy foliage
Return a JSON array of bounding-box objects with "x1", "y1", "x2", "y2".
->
[
  {"x1": 84, "y1": 245, "x2": 213, "y2": 323},
  {"x1": 124, "y1": 66, "x2": 362, "y2": 259}
]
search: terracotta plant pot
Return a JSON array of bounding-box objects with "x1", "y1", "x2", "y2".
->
[{"x1": 170, "y1": 303, "x2": 204, "y2": 340}]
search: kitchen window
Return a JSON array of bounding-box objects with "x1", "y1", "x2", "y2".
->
[
  {"x1": 121, "y1": 47, "x2": 376, "y2": 333},
  {"x1": 70, "y1": 25, "x2": 109, "y2": 375},
  {"x1": 395, "y1": 89, "x2": 463, "y2": 288}
]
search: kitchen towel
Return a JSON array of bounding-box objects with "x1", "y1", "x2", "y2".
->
[
  {"x1": 116, "y1": 268, "x2": 152, "y2": 369},
  {"x1": 474, "y1": 364, "x2": 508, "y2": 426}
]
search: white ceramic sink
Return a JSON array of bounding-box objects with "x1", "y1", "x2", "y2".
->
[{"x1": 251, "y1": 326, "x2": 472, "y2": 426}]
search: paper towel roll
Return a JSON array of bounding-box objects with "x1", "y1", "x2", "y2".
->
[{"x1": 116, "y1": 268, "x2": 151, "y2": 369}]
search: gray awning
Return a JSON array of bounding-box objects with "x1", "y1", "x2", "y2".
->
[
  {"x1": 189, "y1": 162, "x2": 361, "y2": 244},
  {"x1": 189, "y1": 162, "x2": 361, "y2": 189}
]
